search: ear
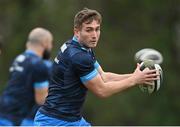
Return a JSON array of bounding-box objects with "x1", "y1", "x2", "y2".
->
[{"x1": 74, "y1": 28, "x2": 80, "y2": 37}]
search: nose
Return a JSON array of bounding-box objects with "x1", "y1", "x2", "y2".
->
[{"x1": 92, "y1": 30, "x2": 97, "y2": 39}]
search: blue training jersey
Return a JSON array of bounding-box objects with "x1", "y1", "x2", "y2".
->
[
  {"x1": 39, "y1": 37, "x2": 100, "y2": 122},
  {"x1": 0, "y1": 50, "x2": 50, "y2": 125},
  {"x1": 24, "y1": 60, "x2": 53, "y2": 120}
]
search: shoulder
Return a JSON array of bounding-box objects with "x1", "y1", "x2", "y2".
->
[
  {"x1": 71, "y1": 51, "x2": 93, "y2": 65},
  {"x1": 35, "y1": 60, "x2": 47, "y2": 69},
  {"x1": 67, "y1": 45, "x2": 84, "y2": 58},
  {"x1": 29, "y1": 57, "x2": 48, "y2": 73},
  {"x1": 61, "y1": 43, "x2": 92, "y2": 62},
  {"x1": 22, "y1": 52, "x2": 42, "y2": 66}
]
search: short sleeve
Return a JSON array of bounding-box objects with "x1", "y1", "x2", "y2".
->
[
  {"x1": 94, "y1": 60, "x2": 100, "y2": 69},
  {"x1": 32, "y1": 61, "x2": 50, "y2": 88},
  {"x1": 71, "y1": 52, "x2": 98, "y2": 83}
]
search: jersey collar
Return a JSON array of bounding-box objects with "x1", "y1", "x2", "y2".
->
[{"x1": 25, "y1": 50, "x2": 39, "y2": 57}]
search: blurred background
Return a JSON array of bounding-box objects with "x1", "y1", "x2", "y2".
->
[{"x1": 0, "y1": 0, "x2": 180, "y2": 125}]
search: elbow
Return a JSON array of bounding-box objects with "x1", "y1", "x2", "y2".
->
[
  {"x1": 100, "y1": 73, "x2": 109, "y2": 83},
  {"x1": 94, "y1": 89, "x2": 112, "y2": 99},
  {"x1": 96, "y1": 94, "x2": 109, "y2": 99}
]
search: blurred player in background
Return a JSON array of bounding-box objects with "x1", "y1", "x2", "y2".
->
[
  {"x1": 0, "y1": 27, "x2": 53, "y2": 126},
  {"x1": 20, "y1": 59, "x2": 53, "y2": 126},
  {"x1": 34, "y1": 8, "x2": 159, "y2": 126}
]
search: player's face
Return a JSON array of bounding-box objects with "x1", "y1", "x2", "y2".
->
[
  {"x1": 42, "y1": 35, "x2": 53, "y2": 51},
  {"x1": 46, "y1": 36, "x2": 53, "y2": 51},
  {"x1": 41, "y1": 35, "x2": 53, "y2": 59},
  {"x1": 76, "y1": 20, "x2": 100, "y2": 48}
]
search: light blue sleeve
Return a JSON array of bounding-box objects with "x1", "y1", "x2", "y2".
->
[
  {"x1": 80, "y1": 61, "x2": 101, "y2": 84},
  {"x1": 94, "y1": 61, "x2": 100, "y2": 69},
  {"x1": 80, "y1": 68, "x2": 98, "y2": 84},
  {"x1": 34, "y1": 81, "x2": 49, "y2": 89}
]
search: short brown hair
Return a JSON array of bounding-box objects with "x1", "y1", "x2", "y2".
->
[{"x1": 74, "y1": 8, "x2": 102, "y2": 29}]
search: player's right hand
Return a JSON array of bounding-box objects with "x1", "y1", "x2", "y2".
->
[{"x1": 132, "y1": 63, "x2": 160, "y2": 85}]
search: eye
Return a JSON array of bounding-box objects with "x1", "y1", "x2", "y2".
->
[
  {"x1": 85, "y1": 28, "x2": 92, "y2": 32},
  {"x1": 86, "y1": 29, "x2": 91, "y2": 32},
  {"x1": 96, "y1": 27, "x2": 100, "y2": 31}
]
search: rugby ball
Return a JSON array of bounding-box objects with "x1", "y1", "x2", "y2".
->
[
  {"x1": 135, "y1": 48, "x2": 163, "y2": 64},
  {"x1": 139, "y1": 60, "x2": 163, "y2": 94}
]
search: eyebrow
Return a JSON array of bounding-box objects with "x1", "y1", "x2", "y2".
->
[
  {"x1": 85, "y1": 26, "x2": 100, "y2": 29},
  {"x1": 86, "y1": 27, "x2": 93, "y2": 29}
]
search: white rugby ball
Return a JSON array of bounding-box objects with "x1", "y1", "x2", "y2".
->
[
  {"x1": 139, "y1": 60, "x2": 163, "y2": 94},
  {"x1": 135, "y1": 48, "x2": 163, "y2": 64}
]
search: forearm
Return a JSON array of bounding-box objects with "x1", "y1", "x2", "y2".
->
[
  {"x1": 100, "y1": 76, "x2": 136, "y2": 97},
  {"x1": 35, "y1": 93, "x2": 48, "y2": 105},
  {"x1": 89, "y1": 75, "x2": 136, "y2": 98},
  {"x1": 102, "y1": 72, "x2": 133, "y2": 82},
  {"x1": 35, "y1": 87, "x2": 48, "y2": 105},
  {"x1": 87, "y1": 64, "x2": 159, "y2": 98}
]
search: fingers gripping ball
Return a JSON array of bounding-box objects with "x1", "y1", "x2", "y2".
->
[{"x1": 139, "y1": 60, "x2": 163, "y2": 94}]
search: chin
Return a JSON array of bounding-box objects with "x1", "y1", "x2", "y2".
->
[
  {"x1": 90, "y1": 44, "x2": 97, "y2": 48},
  {"x1": 92, "y1": 43, "x2": 97, "y2": 47}
]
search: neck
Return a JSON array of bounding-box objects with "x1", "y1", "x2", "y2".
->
[
  {"x1": 27, "y1": 46, "x2": 43, "y2": 57},
  {"x1": 73, "y1": 35, "x2": 90, "y2": 49}
]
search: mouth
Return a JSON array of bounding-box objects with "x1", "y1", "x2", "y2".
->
[{"x1": 90, "y1": 40, "x2": 97, "y2": 43}]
